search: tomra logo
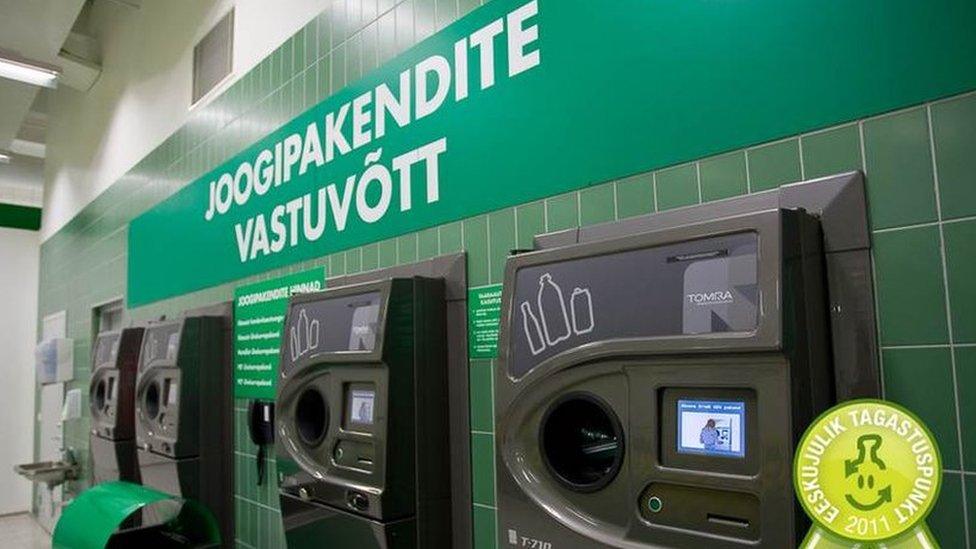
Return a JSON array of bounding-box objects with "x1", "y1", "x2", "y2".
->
[{"x1": 686, "y1": 290, "x2": 734, "y2": 305}]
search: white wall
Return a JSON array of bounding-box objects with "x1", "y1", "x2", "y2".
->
[
  {"x1": 0, "y1": 227, "x2": 39, "y2": 515},
  {"x1": 42, "y1": 0, "x2": 329, "y2": 240},
  {"x1": 0, "y1": 155, "x2": 44, "y2": 207}
]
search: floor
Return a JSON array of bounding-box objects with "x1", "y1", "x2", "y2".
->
[{"x1": 0, "y1": 513, "x2": 51, "y2": 548}]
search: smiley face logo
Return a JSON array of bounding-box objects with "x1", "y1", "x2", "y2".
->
[
  {"x1": 843, "y1": 434, "x2": 892, "y2": 511},
  {"x1": 794, "y1": 400, "x2": 943, "y2": 544}
]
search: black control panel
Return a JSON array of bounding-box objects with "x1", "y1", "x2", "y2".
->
[
  {"x1": 89, "y1": 326, "x2": 145, "y2": 484},
  {"x1": 495, "y1": 209, "x2": 835, "y2": 548},
  {"x1": 134, "y1": 307, "x2": 233, "y2": 546},
  {"x1": 276, "y1": 278, "x2": 452, "y2": 548}
]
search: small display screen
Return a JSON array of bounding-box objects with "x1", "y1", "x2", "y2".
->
[
  {"x1": 167, "y1": 381, "x2": 179, "y2": 405},
  {"x1": 677, "y1": 399, "x2": 745, "y2": 458},
  {"x1": 349, "y1": 389, "x2": 376, "y2": 425}
]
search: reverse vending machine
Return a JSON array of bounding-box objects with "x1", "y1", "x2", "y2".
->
[
  {"x1": 495, "y1": 209, "x2": 836, "y2": 548},
  {"x1": 276, "y1": 278, "x2": 452, "y2": 548},
  {"x1": 90, "y1": 326, "x2": 145, "y2": 484},
  {"x1": 135, "y1": 307, "x2": 233, "y2": 545}
]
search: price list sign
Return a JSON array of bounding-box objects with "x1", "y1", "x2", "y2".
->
[{"x1": 233, "y1": 268, "x2": 325, "y2": 399}]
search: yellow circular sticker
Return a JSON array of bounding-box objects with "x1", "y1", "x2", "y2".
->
[{"x1": 793, "y1": 399, "x2": 942, "y2": 542}]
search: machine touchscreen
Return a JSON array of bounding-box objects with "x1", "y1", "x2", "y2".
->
[
  {"x1": 349, "y1": 389, "x2": 376, "y2": 425},
  {"x1": 676, "y1": 399, "x2": 745, "y2": 458}
]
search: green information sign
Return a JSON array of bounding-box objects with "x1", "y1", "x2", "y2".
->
[
  {"x1": 234, "y1": 268, "x2": 325, "y2": 399},
  {"x1": 469, "y1": 284, "x2": 503, "y2": 359},
  {"x1": 128, "y1": 0, "x2": 976, "y2": 307}
]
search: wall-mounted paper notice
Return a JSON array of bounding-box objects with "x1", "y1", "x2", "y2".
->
[{"x1": 61, "y1": 388, "x2": 82, "y2": 420}]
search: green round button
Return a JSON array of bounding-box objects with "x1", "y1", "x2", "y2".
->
[{"x1": 647, "y1": 496, "x2": 663, "y2": 513}]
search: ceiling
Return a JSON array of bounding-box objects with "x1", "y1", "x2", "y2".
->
[{"x1": 0, "y1": 0, "x2": 88, "y2": 191}]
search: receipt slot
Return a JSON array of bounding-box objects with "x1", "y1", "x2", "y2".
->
[
  {"x1": 134, "y1": 307, "x2": 233, "y2": 546},
  {"x1": 276, "y1": 278, "x2": 452, "y2": 548},
  {"x1": 495, "y1": 209, "x2": 835, "y2": 548},
  {"x1": 90, "y1": 327, "x2": 145, "y2": 484}
]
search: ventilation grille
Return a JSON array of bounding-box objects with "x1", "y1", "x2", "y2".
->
[{"x1": 192, "y1": 10, "x2": 234, "y2": 105}]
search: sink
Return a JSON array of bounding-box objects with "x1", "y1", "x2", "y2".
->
[{"x1": 15, "y1": 460, "x2": 80, "y2": 487}]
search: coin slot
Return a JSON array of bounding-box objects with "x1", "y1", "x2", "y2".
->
[
  {"x1": 333, "y1": 440, "x2": 375, "y2": 471},
  {"x1": 707, "y1": 513, "x2": 750, "y2": 529},
  {"x1": 639, "y1": 482, "x2": 760, "y2": 541}
]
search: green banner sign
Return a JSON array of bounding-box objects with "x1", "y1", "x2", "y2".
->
[
  {"x1": 233, "y1": 267, "x2": 325, "y2": 399},
  {"x1": 469, "y1": 284, "x2": 503, "y2": 359},
  {"x1": 128, "y1": 0, "x2": 976, "y2": 306}
]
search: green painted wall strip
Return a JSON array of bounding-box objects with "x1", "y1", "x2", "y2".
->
[
  {"x1": 0, "y1": 203, "x2": 41, "y2": 231},
  {"x1": 128, "y1": 0, "x2": 976, "y2": 307}
]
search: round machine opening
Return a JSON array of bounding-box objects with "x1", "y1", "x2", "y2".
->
[
  {"x1": 540, "y1": 393, "x2": 624, "y2": 492},
  {"x1": 295, "y1": 388, "x2": 329, "y2": 447},
  {"x1": 144, "y1": 382, "x2": 161, "y2": 420},
  {"x1": 93, "y1": 379, "x2": 107, "y2": 412}
]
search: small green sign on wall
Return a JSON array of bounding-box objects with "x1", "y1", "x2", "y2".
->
[
  {"x1": 233, "y1": 268, "x2": 325, "y2": 399},
  {"x1": 469, "y1": 284, "x2": 503, "y2": 359}
]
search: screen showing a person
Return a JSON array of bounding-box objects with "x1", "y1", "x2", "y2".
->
[
  {"x1": 349, "y1": 389, "x2": 376, "y2": 425},
  {"x1": 167, "y1": 381, "x2": 179, "y2": 405},
  {"x1": 677, "y1": 399, "x2": 745, "y2": 458}
]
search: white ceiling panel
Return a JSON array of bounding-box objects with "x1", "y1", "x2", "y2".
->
[{"x1": 0, "y1": 0, "x2": 87, "y2": 149}]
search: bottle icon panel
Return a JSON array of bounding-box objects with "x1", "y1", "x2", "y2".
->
[
  {"x1": 289, "y1": 308, "x2": 321, "y2": 361},
  {"x1": 538, "y1": 273, "x2": 572, "y2": 347},
  {"x1": 520, "y1": 273, "x2": 596, "y2": 356}
]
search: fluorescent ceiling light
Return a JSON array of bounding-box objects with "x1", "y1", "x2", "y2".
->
[
  {"x1": 0, "y1": 152, "x2": 10, "y2": 164},
  {"x1": 0, "y1": 55, "x2": 59, "y2": 89}
]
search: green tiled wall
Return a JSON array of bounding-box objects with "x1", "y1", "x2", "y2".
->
[{"x1": 34, "y1": 0, "x2": 976, "y2": 546}]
